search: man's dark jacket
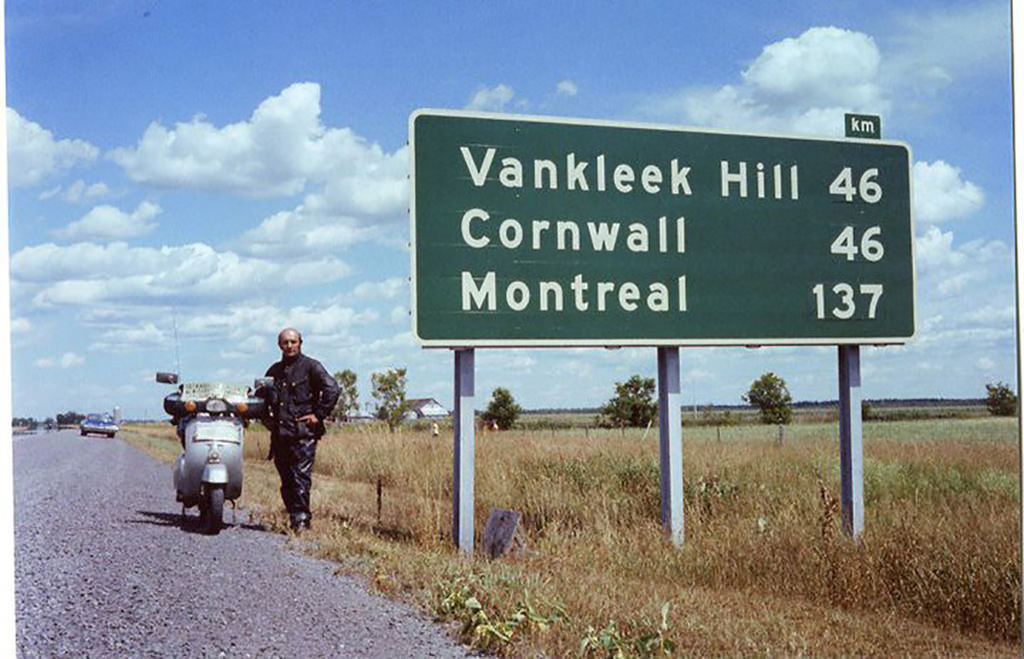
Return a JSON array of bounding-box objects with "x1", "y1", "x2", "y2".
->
[{"x1": 263, "y1": 353, "x2": 340, "y2": 440}]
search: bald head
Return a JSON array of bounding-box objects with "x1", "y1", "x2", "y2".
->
[{"x1": 278, "y1": 327, "x2": 302, "y2": 358}]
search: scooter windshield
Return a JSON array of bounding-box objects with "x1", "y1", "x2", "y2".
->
[{"x1": 187, "y1": 417, "x2": 243, "y2": 444}]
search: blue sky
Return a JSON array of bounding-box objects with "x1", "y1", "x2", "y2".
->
[{"x1": 6, "y1": 1, "x2": 1015, "y2": 420}]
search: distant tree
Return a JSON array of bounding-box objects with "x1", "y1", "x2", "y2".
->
[
  {"x1": 332, "y1": 369, "x2": 360, "y2": 421},
  {"x1": 600, "y1": 375, "x2": 657, "y2": 428},
  {"x1": 56, "y1": 411, "x2": 85, "y2": 426},
  {"x1": 743, "y1": 372, "x2": 793, "y2": 425},
  {"x1": 481, "y1": 387, "x2": 523, "y2": 430},
  {"x1": 371, "y1": 367, "x2": 408, "y2": 432},
  {"x1": 985, "y1": 382, "x2": 1017, "y2": 417}
]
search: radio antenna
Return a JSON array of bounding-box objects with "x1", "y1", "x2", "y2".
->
[{"x1": 172, "y1": 312, "x2": 182, "y2": 377}]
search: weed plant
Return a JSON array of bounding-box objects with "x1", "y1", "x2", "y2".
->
[{"x1": 124, "y1": 416, "x2": 1019, "y2": 656}]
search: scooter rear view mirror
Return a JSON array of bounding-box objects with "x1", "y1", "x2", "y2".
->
[{"x1": 156, "y1": 372, "x2": 179, "y2": 385}]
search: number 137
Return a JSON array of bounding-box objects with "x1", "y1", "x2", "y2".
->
[{"x1": 812, "y1": 283, "x2": 883, "y2": 319}]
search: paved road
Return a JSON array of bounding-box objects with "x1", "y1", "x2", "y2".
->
[{"x1": 14, "y1": 430, "x2": 476, "y2": 658}]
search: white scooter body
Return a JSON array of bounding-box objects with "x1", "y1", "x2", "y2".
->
[
  {"x1": 157, "y1": 373, "x2": 271, "y2": 535},
  {"x1": 174, "y1": 415, "x2": 244, "y2": 506}
]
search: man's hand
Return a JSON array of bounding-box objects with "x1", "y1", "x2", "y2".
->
[{"x1": 298, "y1": 413, "x2": 319, "y2": 427}]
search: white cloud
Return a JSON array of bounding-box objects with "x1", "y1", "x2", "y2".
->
[
  {"x1": 237, "y1": 207, "x2": 382, "y2": 258},
  {"x1": 466, "y1": 84, "x2": 516, "y2": 112},
  {"x1": 38, "y1": 185, "x2": 62, "y2": 200},
  {"x1": 654, "y1": 27, "x2": 889, "y2": 136},
  {"x1": 87, "y1": 322, "x2": 168, "y2": 352},
  {"x1": 281, "y1": 257, "x2": 352, "y2": 285},
  {"x1": 912, "y1": 226, "x2": 1013, "y2": 354},
  {"x1": 645, "y1": 6, "x2": 1008, "y2": 138},
  {"x1": 884, "y1": 3, "x2": 1008, "y2": 96},
  {"x1": 66, "y1": 180, "x2": 110, "y2": 203},
  {"x1": 108, "y1": 83, "x2": 407, "y2": 217},
  {"x1": 108, "y1": 83, "x2": 321, "y2": 196},
  {"x1": 11, "y1": 317, "x2": 31, "y2": 334},
  {"x1": 914, "y1": 225, "x2": 961, "y2": 272},
  {"x1": 80, "y1": 181, "x2": 110, "y2": 201},
  {"x1": 219, "y1": 335, "x2": 269, "y2": 360},
  {"x1": 80, "y1": 300, "x2": 379, "y2": 358},
  {"x1": 34, "y1": 358, "x2": 54, "y2": 368},
  {"x1": 743, "y1": 27, "x2": 884, "y2": 109},
  {"x1": 60, "y1": 352, "x2": 84, "y2": 368},
  {"x1": 964, "y1": 305, "x2": 1016, "y2": 326},
  {"x1": 179, "y1": 303, "x2": 378, "y2": 355},
  {"x1": 305, "y1": 140, "x2": 408, "y2": 217},
  {"x1": 389, "y1": 306, "x2": 408, "y2": 324},
  {"x1": 352, "y1": 277, "x2": 406, "y2": 300},
  {"x1": 915, "y1": 226, "x2": 1009, "y2": 283},
  {"x1": 12, "y1": 241, "x2": 225, "y2": 283},
  {"x1": 176, "y1": 305, "x2": 283, "y2": 341},
  {"x1": 911, "y1": 160, "x2": 984, "y2": 224},
  {"x1": 10, "y1": 241, "x2": 350, "y2": 307},
  {"x1": 52, "y1": 201, "x2": 161, "y2": 241},
  {"x1": 7, "y1": 108, "x2": 99, "y2": 187},
  {"x1": 40, "y1": 179, "x2": 111, "y2": 204},
  {"x1": 12, "y1": 242, "x2": 153, "y2": 283},
  {"x1": 556, "y1": 80, "x2": 579, "y2": 97},
  {"x1": 352, "y1": 329, "x2": 417, "y2": 368},
  {"x1": 99, "y1": 83, "x2": 407, "y2": 270}
]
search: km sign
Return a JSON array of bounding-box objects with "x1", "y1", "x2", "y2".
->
[{"x1": 410, "y1": 110, "x2": 914, "y2": 347}]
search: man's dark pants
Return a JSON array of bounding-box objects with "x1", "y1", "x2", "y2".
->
[{"x1": 271, "y1": 435, "x2": 318, "y2": 528}]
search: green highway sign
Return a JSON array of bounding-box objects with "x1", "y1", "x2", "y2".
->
[{"x1": 410, "y1": 110, "x2": 914, "y2": 347}]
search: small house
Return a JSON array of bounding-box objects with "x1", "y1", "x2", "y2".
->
[{"x1": 404, "y1": 398, "x2": 450, "y2": 420}]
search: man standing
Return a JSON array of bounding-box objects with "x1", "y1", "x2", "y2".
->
[{"x1": 263, "y1": 328, "x2": 340, "y2": 532}]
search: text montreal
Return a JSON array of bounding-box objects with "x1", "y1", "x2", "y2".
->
[{"x1": 461, "y1": 272, "x2": 688, "y2": 313}]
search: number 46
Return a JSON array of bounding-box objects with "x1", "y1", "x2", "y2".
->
[
  {"x1": 829, "y1": 167, "x2": 882, "y2": 203},
  {"x1": 830, "y1": 226, "x2": 884, "y2": 262}
]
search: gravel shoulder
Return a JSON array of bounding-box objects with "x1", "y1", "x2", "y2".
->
[{"x1": 14, "y1": 430, "x2": 478, "y2": 658}]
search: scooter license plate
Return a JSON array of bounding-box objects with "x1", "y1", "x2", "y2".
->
[{"x1": 182, "y1": 382, "x2": 248, "y2": 401}]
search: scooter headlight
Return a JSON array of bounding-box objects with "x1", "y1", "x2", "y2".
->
[
  {"x1": 208, "y1": 450, "x2": 221, "y2": 463},
  {"x1": 206, "y1": 398, "x2": 228, "y2": 413}
]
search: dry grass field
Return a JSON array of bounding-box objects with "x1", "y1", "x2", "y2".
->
[{"x1": 124, "y1": 415, "x2": 1020, "y2": 657}]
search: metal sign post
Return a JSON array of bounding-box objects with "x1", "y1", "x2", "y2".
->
[
  {"x1": 657, "y1": 347, "x2": 684, "y2": 546},
  {"x1": 453, "y1": 348, "x2": 475, "y2": 554},
  {"x1": 838, "y1": 345, "x2": 864, "y2": 539}
]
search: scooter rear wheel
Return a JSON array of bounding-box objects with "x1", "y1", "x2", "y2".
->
[{"x1": 201, "y1": 485, "x2": 225, "y2": 535}]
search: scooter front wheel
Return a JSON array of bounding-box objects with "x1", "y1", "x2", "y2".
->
[{"x1": 201, "y1": 485, "x2": 225, "y2": 535}]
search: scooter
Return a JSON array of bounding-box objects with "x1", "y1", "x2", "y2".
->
[{"x1": 156, "y1": 372, "x2": 272, "y2": 535}]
